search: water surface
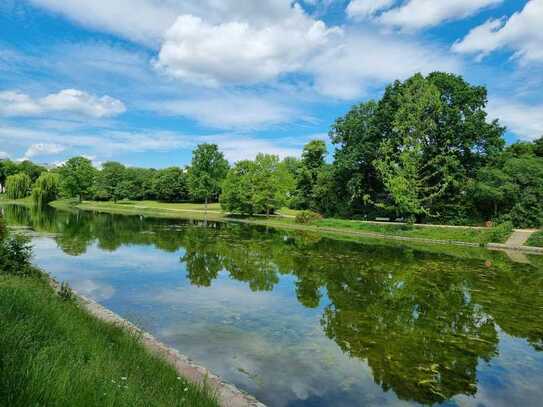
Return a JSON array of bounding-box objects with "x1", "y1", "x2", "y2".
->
[{"x1": 2, "y1": 204, "x2": 543, "y2": 407}]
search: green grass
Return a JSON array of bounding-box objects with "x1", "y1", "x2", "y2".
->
[
  {"x1": 527, "y1": 230, "x2": 543, "y2": 247},
  {"x1": 0, "y1": 274, "x2": 218, "y2": 407},
  {"x1": 47, "y1": 199, "x2": 514, "y2": 245},
  {"x1": 312, "y1": 218, "x2": 506, "y2": 244}
]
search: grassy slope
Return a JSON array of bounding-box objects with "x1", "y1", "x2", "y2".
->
[
  {"x1": 47, "y1": 199, "x2": 512, "y2": 245},
  {"x1": 0, "y1": 274, "x2": 218, "y2": 407},
  {"x1": 527, "y1": 231, "x2": 543, "y2": 247}
]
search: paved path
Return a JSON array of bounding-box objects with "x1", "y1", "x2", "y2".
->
[{"x1": 505, "y1": 229, "x2": 538, "y2": 247}]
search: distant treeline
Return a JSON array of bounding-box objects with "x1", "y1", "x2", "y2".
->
[{"x1": 2, "y1": 72, "x2": 543, "y2": 227}]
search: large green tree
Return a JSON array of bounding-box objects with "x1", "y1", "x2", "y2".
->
[
  {"x1": 330, "y1": 72, "x2": 505, "y2": 221},
  {"x1": 58, "y1": 157, "x2": 96, "y2": 202},
  {"x1": 187, "y1": 144, "x2": 229, "y2": 211},
  {"x1": 94, "y1": 161, "x2": 126, "y2": 202},
  {"x1": 153, "y1": 167, "x2": 188, "y2": 202}
]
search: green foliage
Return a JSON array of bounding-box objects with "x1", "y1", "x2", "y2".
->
[
  {"x1": 32, "y1": 172, "x2": 60, "y2": 207},
  {"x1": 58, "y1": 157, "x2": 97, "y2": 202},
  {"x1": 58, "y1": 281, "x2": 74, "y2": 301},
  {"x1": 5, "y1": 173, "x2": 32, "y2": 200},
  {"x1": 526, "y1": 230, "x2": 543, "y2": 247},
  {"x1": 153, "y1": 167, "x2": 188, "y2": 202},
  {"x1": 0, "y1": 233, "x2": 35, "y2": 277},
  {"x1": 295, "y1": 210, "x2": 322, "y2": 224},
  {"x1": 330, "y1": 72, "x2": 505, "y2": 221},
  {"x1": 188, "y1": 144, "x2": 229, "y2": 205},
  {"x1": 220, "y1": 160, "x2": 256, "y2": 215},
  {"x1": 0, "y1": 276, "x2": 218, "y2": 407},
  {"x1": 93, "y1": 161, "x2": 126, "y2": 201},
  {"x1": 294, "y1": 140, "x2": 329, "y2": 211},
  {"x1": 220, "y1": 154, "x2": 295, "y2": 215},
  {"x1": 479, "y1": 222, "x2": 514, "y2": 245}
]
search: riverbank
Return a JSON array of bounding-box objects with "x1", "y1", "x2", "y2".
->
[
  {"x1": 0, "y1": 271, "x2": 221, "y2": 406},
  {"x1": 50, "y1": 199, "x2": 517, "y2": 246}
]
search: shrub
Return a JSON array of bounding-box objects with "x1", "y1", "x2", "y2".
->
[
  {"x1": 0, "y1": 233, "x2": 35, "y2": 277},
  {"x1": 58, "y1": 281, "x2": 74, "y2": 301},
  {"x1": 480, "y1": 221, "x2": 514, "y2": 244},
  {"x1": 295, "y1": 210, "x2": 322, "y2": 225}
]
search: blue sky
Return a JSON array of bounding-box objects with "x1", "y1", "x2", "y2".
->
[{"x1": 1, "y1": 0, "x2": 542, "y2": 168}]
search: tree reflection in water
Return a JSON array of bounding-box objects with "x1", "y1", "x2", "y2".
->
[{"x1": 3, "y1": 204, "x2": 542, "y2": 404}]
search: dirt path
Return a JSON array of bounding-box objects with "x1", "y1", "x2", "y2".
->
[{"x1": 504, "y1": 229, "x2": 538, "y2": 247}]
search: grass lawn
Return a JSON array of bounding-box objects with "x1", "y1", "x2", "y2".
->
[
  {"x1": 527, "y1": 231, "x2": 543, "y2": 247},
  {"x1": 0, "y1": 274, "x2": 218, "y2": 407},
  {"x1": 312, "y1": 218, "x2": 508, "y2": 244},
  {"x1": 46, "y1": 199, "x2": 513, "y2": 245}
]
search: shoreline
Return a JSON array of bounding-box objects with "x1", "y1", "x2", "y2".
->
[
  {"x1": 46, "y1": 276, "x2": 265, "y2": 407},
  {"x1": 51, "y1": 200, "x2": 543, "y2": 255}
]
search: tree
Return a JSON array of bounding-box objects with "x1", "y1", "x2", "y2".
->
[
  {"x1": 331, "y1": 72, "x2": 505, "y2": 221},
  {"x1": 220, "y1": 160, "x2": 257, "y2": 215},
  {"x1": 32, "y1": 172, "x2": 60, "y2": 207},
  {"x1": 5, "y1": 173, "x2": 32, "y2": 200},
  {"x1": 374, "y1": 75, "x2": 455, "y2": 218},
  {"x1": 153, "y1": 167, "x2": 188, "y2": 202},
  {"x1": 296, "y1": 140, "x2": 328, "y2": 210},
  {"x1": 58, "y1": 157, "x2": 96, "y2": 202},
  {"x1": 220, "y1": 155, "x2": 295, "y2": 216},
  {"x1": 533, "y1": 136, "x2": 543, "y2": 158},
  {"x1": 188, "y1": 144, "x2": 229, "y2": 212},
  {"x1": 94, "y1": 161, "x2": 126, "y2": 202},
  {"x1": 252, "y1": 154, "x2": 293, "y2": 216}
]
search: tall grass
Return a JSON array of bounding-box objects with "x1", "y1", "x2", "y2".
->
[{"x1": 0, "y1": 275, "x2": 218, "y2": 407}]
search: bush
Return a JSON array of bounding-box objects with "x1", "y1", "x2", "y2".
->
[
  {"x1": 480, "y1": 221, "x2": 514, "y2": 244},
  {"x1": 295, "y1": 210, "x2": 322, "y2": 224},
  {"x1": 0, "y1": 233, "x2": 35, "y2": 277}
]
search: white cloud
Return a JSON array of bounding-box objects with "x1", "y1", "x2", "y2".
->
[
  {"x1": 452, "y1": 0, "x2": 543, "y2": 64},
  {"x1": 0, "y1": 151, "x2": 9, "y2": 159},
  {"x1": 150, "y1": 93, "x2": 297, "y2": 129},
  {"x1": 204, "y1": 135, "x2": 305, "y2": 162},
  {"x1": 28, "y1": 0, "x2": 180, "y2": 47},
  {"x1": 347, "y1": 0, "x2": 395, "y2": 19},
  {"x1": 0, "y1": 89, "x2": 126, "y2": 118},
  {"x1": 155, "y1": 8, "x2": 340, "y2": 86},
  {"x1": 487, "y1": 98, "x2": 543, "y2": 141},
  {"x1": 23, "y1": 143, "x2": 65, "y2": 159},
  {"x1": 28, "y1": 0, "x2": 316, "y2": 47},
  {"x1": 377, "y1": 0, "x2": 502, "y2": 29},
  {"x1": 308, "y1": 29, "x2": 461, "y2": 99}
]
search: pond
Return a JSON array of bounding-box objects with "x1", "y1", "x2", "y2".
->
[{"x1": 2, "y1": 204, "x2": 543, "y2": 407}]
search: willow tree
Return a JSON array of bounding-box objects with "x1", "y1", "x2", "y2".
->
[
  {"x1": 32, "y1": 172, "x2": 60, "y2": 207},
  {"x1": 5, "y1": 173, "x2": 32, "y2": 200}
]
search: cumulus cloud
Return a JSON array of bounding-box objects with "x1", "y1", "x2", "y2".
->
[
  {"x1": 0, "y1": 151, "x2": 9, "y2": 159},
  {"x1": 28, "y1": 0, "x2": 315, "y2": 47},
  {"x1": 487, "y1": 98, "x2": 543, "y2": 141},
  {"x1": 155, "y1": 7, "x2": 340, "y2": 86},
  {"x1": 308, "y1": 29, "x2": 461, "y2": 99},
  {"x1": 23, "y1": 143, "x2": 65, "y2": 159},
  {"x1": 452, "y1": 0, "x2": 543, "y2": 64},
  {"x1": 0, "y1": 89, "x2": 126, "y2": 118},
  {"x1": 348, "y1": 0, "x2": 502, "y2": 29}
]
